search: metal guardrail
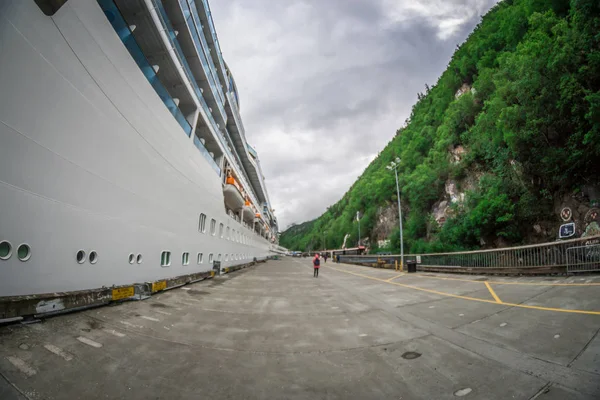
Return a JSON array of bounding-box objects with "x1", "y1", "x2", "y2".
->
[{"x1": 339, "y1": 235, "x2": 600, "y2": 272}]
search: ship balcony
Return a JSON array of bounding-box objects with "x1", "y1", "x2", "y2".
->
[
  {"x1": 188, "y1": 0, "x2": 229, "y2": 95},
  {"x1": 100, "y1": 0, "x2": 194, "y2": 136},
  {"x1": 192, "y1": 135, "x2": 221, "y2": 175},
  {"x1": 225, "y1": 92, "x2": 268, "y2": 204},
  {"x1": 196, "y1": 119, "x2": 260, "y2": 208},
  {"x1": 162, "y1": 0, "x2": 227, "y2": 127}
]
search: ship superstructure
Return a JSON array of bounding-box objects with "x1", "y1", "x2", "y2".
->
[{"x1": 0, "y1": 0, "x2": 281, "y2": 298}]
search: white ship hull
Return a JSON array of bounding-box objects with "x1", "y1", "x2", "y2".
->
[{"x1": 0, "y1": 0, "x2": 279, "y2": 298}]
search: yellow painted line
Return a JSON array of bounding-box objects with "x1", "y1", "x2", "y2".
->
[
  {"x1": 407, "y1": 273, "x2": 600, "y2": 287},
  {"x1": 386, "y1": 274, "x2": 405, "y2": 282},
  {"x1": 485, "y1": 282, "x2": 502, "y2": 304},
  {"x1": 329, "y1": 266, "x2": 600, "y2": 316}
]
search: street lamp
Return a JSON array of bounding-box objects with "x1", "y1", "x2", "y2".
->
[
  {"x1": 356, "y1": 211, "x2": 361, "y2": 247},
  {"x1": 386, "y1": 158, "x2": 404, "y2": 271}
]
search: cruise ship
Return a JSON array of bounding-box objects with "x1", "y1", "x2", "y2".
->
[{"x1": 0, "y1": 0, "x2": 285, "y2": 307}]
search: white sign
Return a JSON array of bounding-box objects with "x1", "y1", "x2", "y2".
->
[{"x1": 416, "y1": 256, "x2": 422, "y2": 264}]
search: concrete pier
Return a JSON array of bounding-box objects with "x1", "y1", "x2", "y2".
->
[{"x1": 1, "y1": 258, "x2": 599, "y2": 399}]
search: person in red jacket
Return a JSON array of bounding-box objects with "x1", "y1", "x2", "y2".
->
[{"x1": 313, "y1": 253, "x2": 320, "y2": 277}]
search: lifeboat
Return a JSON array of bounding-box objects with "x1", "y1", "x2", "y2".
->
[
  {"x1": 242, "y1": 200, "x2": 254, "y2": 223},
  {"x1": 223, "y1": 176, "x2": 244, "y2": 211}
]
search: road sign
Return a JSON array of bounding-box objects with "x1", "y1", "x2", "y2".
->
[{"x1": 559, "y1": 222, "x2": 576, "y2": 239}]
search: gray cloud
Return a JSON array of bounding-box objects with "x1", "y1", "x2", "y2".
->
[{"x1": 210, "y1": 0, "x2": 499, "y2": 230}]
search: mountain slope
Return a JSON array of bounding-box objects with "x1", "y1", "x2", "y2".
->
[{"x1": 280, "y1": 0, "x2": 600, "y2": 253}]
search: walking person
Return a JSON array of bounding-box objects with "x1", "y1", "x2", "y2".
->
[
  {"x1": 323, "y1": 253, "x2": 328, "y2": 263},
  {"x1": 313, "y1": 253, "x2": 320, "y2": 277}
]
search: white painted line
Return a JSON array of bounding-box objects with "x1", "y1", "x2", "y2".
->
[
  {"x1": 180, "y1": 287, "x2": 191, "y2": 291},
  {"x1": 163, "y1": 326, "x2": 171, "y2": 331},
  {"x1": 454, "y1": 388, "x2": 472, "y2": 397},
  {"x1": 153, "y1": 310, "x2": 172, "y2": 316},
  {"x1": 120, "y1": 321, "x2": 143, "y2": 329},
  {"x1": 554, "y1": 334, "x2": 560, "y2": 339},
  {"x1": 6, "y1": 356, "x2": 36, "y2": 376},
  {"x1": 76, "y1": 336, "x2": 102, "y2": 348},
  {"x1": 459, "y1": 314, "x2": 465, "y2": 317},
  {"x1": 359, "y1": 334, "x2": 368, "y2": 337},
  {"x1": 103, "y1": 329, "x2": 126, "y2": 338},
  {"x1": 140, "y1": 316, "x2": 160, "y2": 322},
  {"x1": 43, "y1": 344, "x2": 73, "y2": 361},
  {"x1": 500, "y1": 322, "x2": 508, "y2": 327}
]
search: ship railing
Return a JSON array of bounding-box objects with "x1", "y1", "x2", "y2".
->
[
  {"x1": 339, "y1": 235, "x2": 600, "y2": 272},
  {"x1": 195, "y1": 0, "x2": 228, "y2": 89},
  {"x1": 177, "y1": 0, "x2": 226, "y2": 116},
  {"x1": 150, "y1": 0, "x2": 225, "y2": 123},
  {"x1": 183, "y1": 0, "x2": 226, "y2": 104},
  {"x1": 99, "y1": 0, "x2": 192, "y2": 136}
]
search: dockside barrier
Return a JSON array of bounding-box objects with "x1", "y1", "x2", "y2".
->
[
  {"x1": 0, "y1": 258, "x2": 270, "y2": 322},
  {"x1": 338, "y1": 235, "x2": 600, "y2": 275}
]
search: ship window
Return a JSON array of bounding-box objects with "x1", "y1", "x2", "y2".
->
[
  {"x1": 182, "y1": 252, "x2": 189, "y2": 265},
  {"x1": 161, "y1": 251, "x2": 171, "y2": 267},
  {"x1": 137, "y1": 254, "x2": 143, "y2": 264},
  {"x1": 17, "y1": 244, "x2": 31, "y2": 262},
  {"x1": 76, "y1": 250, "x2": 86, "y2": 264},
  {"x1": 217, "y1": 254, "x2": 222, "y2": 261},
  {"x1": 210, "y1": 219, "x2": 216, "y2": 235},
  {"x1": 35, "y1": 0, "x2": 68, "y2": 16},
  {"x1": 0, "y1": 241, "x2": 12, "y2": 260},
  {"x1": 129, "y1": 254, "x2": 135, "y2": 264},
  {"x1": 209, "y1": 253, "x2": 213, "y2": 263},
  {"x1": 219, "y1": 223, "x2": 224, "y2": 238},
  {"x1": 199, "y1": 213, "x2": 207, "y2": 233},
  {"x1": 197, "y1": 253, "x2": 203, "y2": 264},
  {"x1": 89, "y1": 251, "x2": 98, "y2": 264},
  {"x1": 225, "y1": 254, "x2": 229, "y2": 261},
  {"x1": 226, "y1": 227, "x2": 230, "y2": 240}
]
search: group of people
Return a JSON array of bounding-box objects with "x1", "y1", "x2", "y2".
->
[{"x1": 312, "y1": 253, "x2": 328, "y2": 277}]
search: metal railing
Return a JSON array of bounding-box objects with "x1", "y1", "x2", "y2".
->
[{"x1": 339, "y1": 235, "x2": 600, "y2": 272}]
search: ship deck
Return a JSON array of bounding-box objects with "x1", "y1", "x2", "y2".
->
[{"x1": 1, "y1": 258, "x2": 599, "y2": 399}]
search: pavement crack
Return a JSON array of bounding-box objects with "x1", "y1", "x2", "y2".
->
[{"x1": 567, "y1": 326, "x2": 600, "y2": 368}]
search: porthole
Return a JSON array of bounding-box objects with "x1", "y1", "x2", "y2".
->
[
  {"x1": 217, "y1": 253, "x2": 222, "y2": 261},
  {"x1": 77, "y1": 250, "x2": 86, "y2": 264},
  {"x1": 89, "y1": 251, "x2": 98, "y2": 264},
  {"x1": 219, "y1": 223, "x2": 224, "y2": 238},
  {"x1": 182, "y1": 252, "x2": 190, "y2": 265},
  {"x1": 137, "y1": 254, "x2": 143, "y2": 264},
  {"x1": 197, "y1": 253, "x2": 203, "y2": 264},
  {"x1": 208, "y1": 253, "x2": 213, "y2": 263},
  {"x1": 210, "y1": 219, "x2": 216, "y2": 236},
  {"x1": 17, "y1": 244, "x2": 31, "y2": 261},
  {"x1": 0, "y1": 241, "x2": 12, "y2": 260},
  {"x1": 161, "y1": 251, "x2": 171, "y2": 267},
  {"x1": 129, "y1": 253, "x2": 135, "y2": 264},
  {"x1": 225, "y1": 254, "x2": 228, "y2": 261}
]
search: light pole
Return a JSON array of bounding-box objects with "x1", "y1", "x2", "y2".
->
[
  {"x1": 386, "y1": 158, "x2": 404, "y2": 270},
  {"x1": 356, "y1": 211, "x2": 361, "y2": 247}
]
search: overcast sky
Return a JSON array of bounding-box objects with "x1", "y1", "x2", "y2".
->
[{"x1": 210, "y1": 0, "x2": 499, "y2": 230}]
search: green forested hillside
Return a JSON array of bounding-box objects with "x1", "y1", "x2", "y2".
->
[{"x1": 281, "y1": 0, "x2": 600, "y2": 253}]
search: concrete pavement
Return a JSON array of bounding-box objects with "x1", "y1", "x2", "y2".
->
[{"x1": 0, "y1": 258, "x2": 599, "y2": 399}]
